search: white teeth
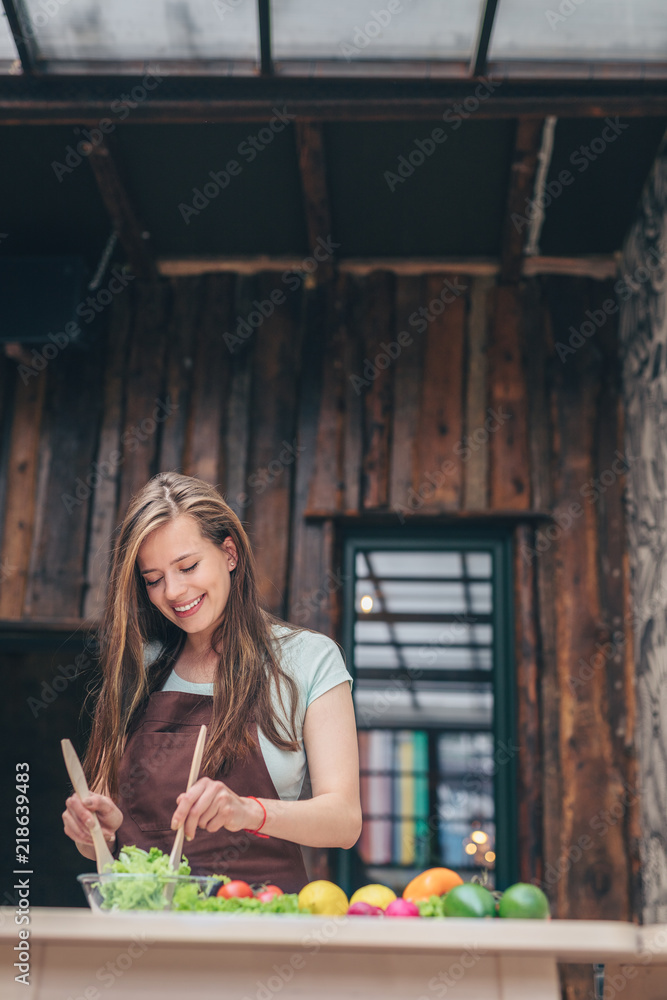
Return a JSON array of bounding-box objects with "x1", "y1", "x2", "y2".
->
[{"x1": 174, "y1": 595, "x2": 203, "y2": 612}]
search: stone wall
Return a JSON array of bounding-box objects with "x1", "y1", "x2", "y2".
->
[{"x1": 619, "y1": 129, "x2": 667, "y2": 923}]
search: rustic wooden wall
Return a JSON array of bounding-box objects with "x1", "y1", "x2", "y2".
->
[{"x1": 0, "y1": 269, "x2": 640, "y2": 950}]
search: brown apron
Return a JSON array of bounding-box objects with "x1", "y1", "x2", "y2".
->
[{"x1": 114, "y1": 690, "x2": 309, "y2": 893}]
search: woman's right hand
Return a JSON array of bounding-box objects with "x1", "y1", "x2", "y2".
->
[{"x1": 62, "y1": 792, "x2": 123, "y2": 854}]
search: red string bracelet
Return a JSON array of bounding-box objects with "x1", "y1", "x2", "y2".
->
[{"x1": 244, "y1": 796, "x2": 269, "y2": 838}]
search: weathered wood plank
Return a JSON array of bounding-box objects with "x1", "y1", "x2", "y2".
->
[
  {"x1": 0, "y1": 350, "x2": 13, "y2": 550},
  {"x1": 116, "y1": 281, "x2": 170, "y2": 519},
  {"x1": 0, "y1": 366, "x2": 47, "y2": 617},
  {"x1": 23, "y1": 323, "x2": 106, "y2": 617},
  {"x1": 591, "y1": 278, "x2": 641, "y2": 914},
  {"x1": 342, "y1": 275, "x2": 363, "y2": 515},
  {"x1": 361, "y1": 271, "x2": 394, "y2": 510},
  {"x1": 530, "y1": 278, "x2": 561, "y2": 915},
  {"x1": 488, "y1": 284, "x2": 531, "y2": 509},
  {"x1": 524, "y1": 277, "x2": 552, "y2": 511},
  {"x1": 246, "y1": 273, "x2": 302, "y2": 616},
  {"x1": 413, "y1": 273, "x2": 467, "y2": 509},
  {"x1": 183, "y1": 274, "x2": 233, "y2": 486},
  {"x1": 223, "y1": 275, "x2": 256, "y2": 520},
  {"x1": 158, "y1": 277, "x2": 201, "y2": 474},
  {"x1": 289, "y1": 281, "x2": 339, "y2": 632},
  {"x1": 23, "y1": 409, "x2": 53, "y2": 619},
  {"x1": 536, "y1": 534, "x2": 562, "y2": 908},
  {"x1": 82, "y1": 290, "x2": 131, "y2": 621},
  {"x1": 388, "y1": 276, "x2": 424, "y2": 519},
  {"x1": 305, "y1": 274, "x2": 346, "y2": 516},
  {"x1": 463, "y1": 275, "x2": 494, "y2": 510},
  {"x1": 546, "y1": 275, "x2": 631, "y2": 928},
  {"x1": 514, "y1": 522, "x2": 542, "y2": 886}
]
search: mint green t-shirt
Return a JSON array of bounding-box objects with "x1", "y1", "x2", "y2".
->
[{"x1": 145, "y1": 624, "x2": 353, "y2": 801}]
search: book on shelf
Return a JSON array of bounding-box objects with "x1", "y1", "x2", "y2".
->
[
  {"x1": 366, "y1": 729, "x2": 393, "y2": 864},
  {"x1": 413, "y1": 730, "x2": 430, "y2": 866},
  {"x1": 357, "y1": 730, "x2": 371, "y2": 860},
  {"x1": 393, "y1": 729, "x2": 415, "y2": 865},
  {"x1": 358, "y1": 729, "x2": 432, "y2": 867}
]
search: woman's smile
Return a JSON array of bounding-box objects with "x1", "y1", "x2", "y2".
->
[{"x1": 172, "y1": 593, "x2": 206, "y2": 618}]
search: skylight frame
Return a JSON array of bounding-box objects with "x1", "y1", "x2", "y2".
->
[{"x1": 1, "y1": 0, "x2": 666, "y2": 79}]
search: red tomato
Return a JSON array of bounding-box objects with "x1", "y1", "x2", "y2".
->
[
  {"x1": 255, "y1": 885, "x2": 284, "y2": 902},
  {"x1": 216, "y1": 880, "x2": 254, "y2": 899}
]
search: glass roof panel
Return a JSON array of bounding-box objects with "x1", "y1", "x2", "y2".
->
[
  {"x1": 354, "y1": 685, "x2": 493, "y2": 727},
  {"x1": 366, "y1": 550, "x2": 466, "y2": 578},
  {"x1": 489, "y1": 0, "x2": 667, "y2": 62},
  {"x1": 3, "y1": 0, "x2": 660, "y2": 76},
  {"x1": 21, "y1": 0, "x2": 258, "y2": 62},
  {"x1": 0, "y1": 9, "x2": 18, "y2": 62},
  {"x1": 355, "y1": 620, "x2": 493, "y2": 645},
  {"x1": 356, "y1": 550, "x2": 493, "y2": 579},
  {"x1": 355, "y1": 643, "x2": 493, "y2": 670},
  {"x1": 355, "y1": 578, "x2": 493, "y2": 615},
  {"x1": 271, "y1": 0, "x2": 484, "y2": 61}
]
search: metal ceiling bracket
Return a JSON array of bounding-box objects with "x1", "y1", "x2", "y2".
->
[
  {"x1": 470, "y1": 0, "x2": 500, "y2": 78},
  {"x1": 1, "y1": 0, "x2": 37, "y2": 74}
]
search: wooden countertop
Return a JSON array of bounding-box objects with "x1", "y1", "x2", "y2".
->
[{"x1": 8, "y1": 907, "x2": 666, "y2": 963}]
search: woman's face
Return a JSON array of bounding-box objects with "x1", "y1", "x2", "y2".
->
[{"x1": 137, "y1": 514, "x2": 238, "y2": 642}]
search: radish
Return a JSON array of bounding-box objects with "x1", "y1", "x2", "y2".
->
[
  {"x1": 347, "y1": 901, "x2": 383, "y2": 916},
  {"x1": 385, "y1": 898, "x2": 421, "y2": 917}
]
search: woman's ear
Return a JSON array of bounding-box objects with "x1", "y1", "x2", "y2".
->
[{"x1": 221, "y1": 536, "x2": 239, "y2": 569}]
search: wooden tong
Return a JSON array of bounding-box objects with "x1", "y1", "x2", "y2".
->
[
  {"x1": 168, "y1": 724, "x2": 207, "y2": 872},
  {"x1": 61, "y1": 739, "x2": 115, "y2": 874}
]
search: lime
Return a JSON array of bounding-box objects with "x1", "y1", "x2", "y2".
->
[
  {"x1": 442, "y1": 883, "x2": 496, "y2": 918},
  {"x1": 297, "y1": 880, "x2": 348, "y2": 916},
  {"x1": 498, "y1": 883, "x2": 550, "y2": 919},
  {"x1": 349, "y1": 884, "x2": 397, "y2": 910}
]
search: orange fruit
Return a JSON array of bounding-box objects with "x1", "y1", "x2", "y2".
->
[{"x1": 403, "y1": 868, "x2": 463, "y2": 902}]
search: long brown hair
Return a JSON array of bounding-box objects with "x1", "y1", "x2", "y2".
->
[{"x1": 83, "y1": 471, "x2": 305, "y2": 797}]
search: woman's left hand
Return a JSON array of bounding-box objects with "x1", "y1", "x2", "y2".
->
[{"x1": 170, "y1": 778, "x2": 264, "y2": 840}]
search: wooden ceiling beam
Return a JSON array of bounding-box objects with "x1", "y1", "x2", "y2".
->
[
  {"x1": 83, "y1": 138, "x2": 158, "y2": 282},
  {"x1": 498, "y1": 118, "x2": 545, "y2": 284},
  {"x1": 294, "y1": 121, "x2": 335, "y2": 283},
  {"x1": 156, "y1": 254, "x2": 619, "y2": 279},
  {"x1": 1, "y1": 0, "x2": 36, "y2": 74},
  {"x1": 0, "y1": 78, "x2": 665, "y2": 123}
]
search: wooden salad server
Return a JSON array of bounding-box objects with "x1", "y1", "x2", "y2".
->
[
  {"x1": 168, "y1": 724, "x2": 208, "y2": 873},
  {"x1": 61, "y1": 738, "x2": 115, "y2": 875}
]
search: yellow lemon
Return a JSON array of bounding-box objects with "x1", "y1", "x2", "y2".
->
[
  {"x1": 298, "y1": 880, "x2": 348, "y2": 915},
  {"x1": 349, "y1": 884, "x2": 397, "y2": 910}
]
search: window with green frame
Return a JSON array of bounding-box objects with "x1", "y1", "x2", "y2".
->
[{"x1": 334, "y1": 526, "x2": 518, "y2": 896}]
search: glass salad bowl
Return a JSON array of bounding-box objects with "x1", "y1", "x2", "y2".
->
[{"x1": 78, "y1": 872, "x2": 220, "y2": 914}]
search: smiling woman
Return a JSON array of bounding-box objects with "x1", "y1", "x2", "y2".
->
[{"x1": 61, "y1": 471, "x2": 362, "y2": 892}]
